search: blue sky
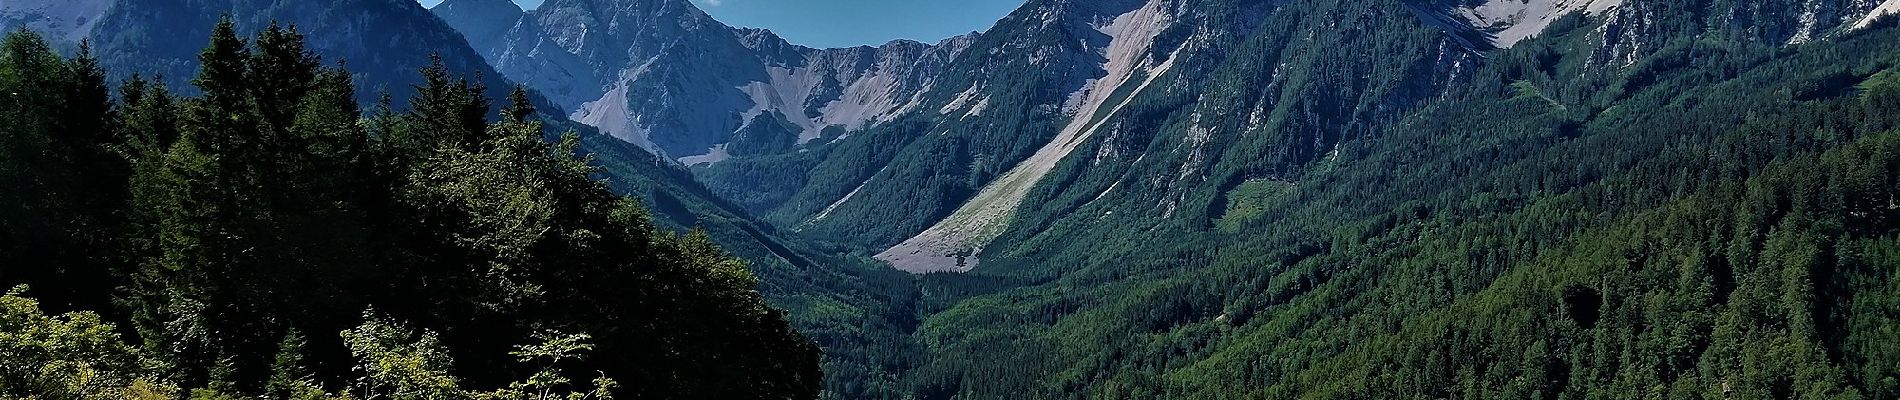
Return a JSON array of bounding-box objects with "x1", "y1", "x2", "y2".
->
[{"x1": 420, "y1": 0, "x2": 1024, "y2": 48}]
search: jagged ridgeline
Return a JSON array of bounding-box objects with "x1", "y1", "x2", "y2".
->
[
  {"x1": 9, "y1": 0, "x2": 1900, "y2": 397},
  {"x1": 454, "y1": 0, "x2": 1481, "y2": 273},
  {"x1": 897, "y1": 0, "x2": 1900, "y2": 398},
  {"x1": 0, "y1": 20, "x2": 823, "y2": 399},
  {"x1": 452, "y1": 0, "x2": 1900, "y2": 397}
]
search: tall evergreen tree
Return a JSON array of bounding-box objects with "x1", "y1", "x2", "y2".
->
[
  {"x1": 0, "y1": 31, "x2": 129, "y2": 315},
  {"x1": 504, "y1": 85, "x2": 535, "y2": 123},
  {"x1": 5, "y1": 25, "x2": 823, "y2": 399},
  {"x1": 393, "y1": 54, "x2": 490, "y2": 155},
  {"x1": 248, "y1": 23, "x2": 320, "y2": 141}
]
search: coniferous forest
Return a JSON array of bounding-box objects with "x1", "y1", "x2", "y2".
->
[
  {"x1": 875, "y1": 11, "x2": 1900, "y2": 400},
  {"x1": 6, "y1": 0, "x2": 1900, "y2": 399},
  {"x1": 0, "y1": 21, "x2": 818, "y2": 399}
]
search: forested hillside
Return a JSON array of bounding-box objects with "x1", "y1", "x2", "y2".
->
[
  {"x1": 422, "y1": 0, "x2": 1900, "y2": 397},
  {"x1": 9, "y1": 0, "x2": 1900, "y2": 398},
  {"x1": 14, "y1": 0, "x2": 933, "y2": 395},
  {"x1": 557, "y1": 0, "x2": 1900, "y2": 396},
  {"x1": 890, "y1": 6, "x2": 1900, "y2": 400},
  {"x1": 684, "y1": 0, "x2": 1485, "y2": 274},
  {"x1": 0, "y1": 23, "x2": 820, "y2": 399}
]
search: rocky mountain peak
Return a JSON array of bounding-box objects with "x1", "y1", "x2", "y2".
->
[
  {"x1": 537, "y1": 0, "x2": 714, "y2": 29},
  {"x1": 433, "y1": 0, "x2": 522, "y2": 15},
  {"x1": 431, "y1": 0, "x2": 524, "y2": 57},
  {"x1": 1409, "y1": 0, "x2": 1899, "y2": 51},
  {"x1": 1032, "y1": 0, "x2": 1154, "y2": 21},
  {"x1": 733, "y1": 27, "x2": 809, "y2": 66},
  {"x1": 453, "y1": 0, "x2": 984, "y2": 160}
]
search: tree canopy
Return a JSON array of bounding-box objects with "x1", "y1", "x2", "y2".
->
[{"x1": 0, "y1": 21, "x2": 820, "y2": 399}]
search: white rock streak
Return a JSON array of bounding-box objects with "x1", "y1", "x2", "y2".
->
[
  {"x1": 877, "y1": 0, "x2": 1181, "y2": 273},
  {"x1": 1856, "y1": 0, "x2": 1900, "y2": 29}
]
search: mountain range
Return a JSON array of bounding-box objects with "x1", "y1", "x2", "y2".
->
[
  {"x1": 435, "y1": 0, "x2": 975, "y2": 162},
  {"x1": 433, "y1": 0, "x2": 1900, "y2": 398},
  {"x1": 8, "y1": 0, "x2": 1900, "y2": 398},
  {"x1": 438, "y1": 0, "x2": 1900, "y2": 274}
]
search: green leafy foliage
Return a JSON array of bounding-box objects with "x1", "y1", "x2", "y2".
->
[
  {"x1": 0, "y1": 286, "x2": 175, "y2": 400},
  {"x1": 339, "y1": 311, "x2": 461, "y2": 400}
]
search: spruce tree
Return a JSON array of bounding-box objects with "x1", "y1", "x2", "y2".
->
[
  {"x1": 0, "y1": 32, "x2": 128, "y2": 314},
  {"x1": 136, "y1": 16, "x2": 277, "y2": 389},
  {"x1": 190, "y1": 17, "x2": 254, "y2": 160},
  {"x1": 0, "y1": 31, "x2": 63, "y2": 309},
  {"x1": 248, "y1": 22, "x2": 320, "y2": 145},
  {"x1": 49, "y1": 40, "x2": 129, "y2": 315},
  {"x1": 397, "y1": 54, "x2": 478, "y2": 153},
  {"x1": 504, "y1": 85, "x2": 535, "y2": 123}
]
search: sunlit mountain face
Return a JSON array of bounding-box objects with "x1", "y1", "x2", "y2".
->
[{"x1": 4, "y1": 0, "x2": 1900, "y2": 399}]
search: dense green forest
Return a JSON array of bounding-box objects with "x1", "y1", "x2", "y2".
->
[
  {"x1": 0, "y1": 21, "x2": 821, "y2": 399},
  {"x1": 698, "y1": 1, "x2": 1900, "y2": 398},
  {"x1": 10, "y1": 0, "x2": 1900, "y2": 398},
  {"x1": 569, "y1": 0, "x2": 1900, "y2": 396},
  {"x1": 879, "y1": 8, "x2": 1900, "y2": 400}
]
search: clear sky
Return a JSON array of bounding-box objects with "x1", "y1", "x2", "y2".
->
[{"x1": 419, "y1": 0, "x2": 1025, "y2": 48}]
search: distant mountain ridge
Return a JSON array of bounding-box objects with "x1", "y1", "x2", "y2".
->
[
  {"x1": 434, "y1": 0, "x2": 974, "y2": 160},
  {"x1": 676, "y1": 0, "x2": 1900, "y2": 273},
  {"x1": 8, "y1": 0, "x2": 1900, "y2": 398},
  {"x1": 445, "y1": 0, "x2": 1531, "y2": 272},
  {"x1": 674, "y1": 0, "x2": 1481, "y2": 272},
  {"x1": 1406, "y1": 0, "x2": 1900, "y2": 51}
]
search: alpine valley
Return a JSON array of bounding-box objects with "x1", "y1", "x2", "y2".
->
[{"x1": 2, "y1": 0, "x2": 1899, "y2": 398}]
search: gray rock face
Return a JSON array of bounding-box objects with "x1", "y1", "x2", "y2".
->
[
  {"x1": 875, "y1": 0, "x2": 1199, "y2": 273},
  {"x1": 438, "y1": 0, "x2": 1900, "y2": 275},
  {"x1": 430, "y1": 0, "x2": 524, "y2": 57},
  {"x1": 447, "y1": 0, "x2": 1900, "y2": 161},
  {"x1": 1408, "y1": 0, "x2": 1895, "y2": 50},
  {"x1": 443, "y1": 0, "x2": 972, "y2": 160},
  {"x1": 780, "y1": 0, "x2": 1900, "y2": 273},
  {"x1": 1522, "y1": 0, "x2": 1898, "y2": 69},
  {"x1": 0, "y1": 0, "x2": 112, "y2": 46},
  {"x1": 1403, "y1": 0, "x2": 1624, "y2": 49}
]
